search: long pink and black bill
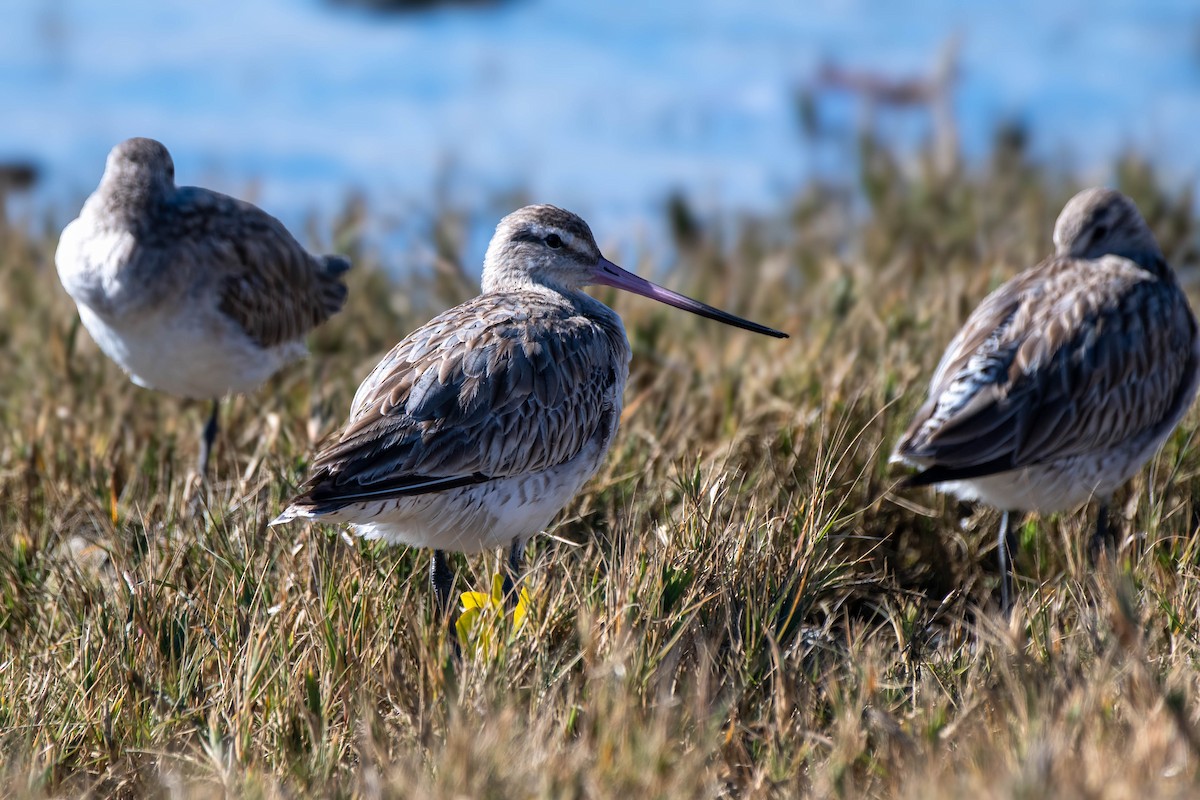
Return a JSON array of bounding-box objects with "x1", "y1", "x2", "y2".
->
[{"x1": 591, "y1": 257, "x2": 788, "y2": 338}]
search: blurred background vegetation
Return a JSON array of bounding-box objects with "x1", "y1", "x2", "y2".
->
[{"x1": 3, "y1": 0, "x2": 1199, "y2": 263}]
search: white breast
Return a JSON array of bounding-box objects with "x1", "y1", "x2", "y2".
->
[
  {"x1": 56, "y1": 222, "x2": 140, "y2": 315},
  {"x1": 76, "y1": 303, "x2": 305, "y2": 398},
  {"x1": 58, "y1": 219, "x2": 306, "y2": 398}
]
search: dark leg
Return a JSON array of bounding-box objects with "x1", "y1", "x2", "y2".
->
[
  {"x1": 998, "y1": 511, "x2": 1017, "y2": 617},
  {"x1": 500, "y1": 538, "x2": 525, "y2": 610},
  {"x1": 198, "y1": 399, "x2": 220, "y2": 475},
  {"x1": 430, "y1": 550, "x2": 462, "y2": 662},
  {"x1": 1089, "y1": 502, "x2": 1112, "y2": 565},
  {"x1": 430, "y1": 550, "x2": 455, "y2": 618}
]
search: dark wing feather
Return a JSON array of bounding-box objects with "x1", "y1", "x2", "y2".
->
[
  {"x1": 896, "y1": 255, "x2": 1197, "y2": 480},
  {"x1": 290, "y1": 293, "x2": 627, "y2": 512},
  {"x1": 164, "y1": 187, "x2": 351, "y2": 348}
]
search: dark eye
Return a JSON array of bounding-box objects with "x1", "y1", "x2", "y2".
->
[
  {"x1": 1091, "y1": 223, "x2": 1109, "y2": 243},
  {"x1": 545, "y1": 233, "x2": 563, "y2": 249}
]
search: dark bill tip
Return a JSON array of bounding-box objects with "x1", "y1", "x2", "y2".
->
[{"x1": 590, "y1": 258, "x2": 789, "y2": 338}]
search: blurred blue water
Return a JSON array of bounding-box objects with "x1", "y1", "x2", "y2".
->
[{"x1": 3, "y1": 0, "x2": 1199, "y2": 255}]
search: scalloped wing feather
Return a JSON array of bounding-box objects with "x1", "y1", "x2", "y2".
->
[
  {"x1": 294, "y1": 292, "x2": 628, "y2": 508},
  {"x1": 160, "y1": 187, "x2": 351, "y2": 349}
]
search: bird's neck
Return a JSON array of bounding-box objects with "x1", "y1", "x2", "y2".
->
[
  {"x1": 85, "y1": 180, "x2": 164, "y2": 229},
  {"x1": 482, "y1": 268, "x2": 581, "y2": 297},
  {"x1": 574, "y1": 289, "x2": 628, "y2": 339},
  {"x1": 479, "y1": 281, "x2": 623, "y2": 330}
]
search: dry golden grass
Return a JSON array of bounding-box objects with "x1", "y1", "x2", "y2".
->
[{"x1": 3, "y1": 142, "x2": 1200, "y2": 798}]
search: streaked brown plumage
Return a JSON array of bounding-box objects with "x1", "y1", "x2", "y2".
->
[
  {"x1": 272, "y1": 204, "x2": 788, "y2": 615},
  {"x1": 893, "y1": 187, "x2": 1200, "y2": 612},
  {"x1": 324, "y1": 299, "x2": 619, "y2": 490},
  {"x1": 55, "y1": 137, "x2": 351, "y2": 471}
]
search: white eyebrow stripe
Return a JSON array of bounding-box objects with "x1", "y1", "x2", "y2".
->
[{"x1": 526, "y1": 223, "x2": 579, "y2": 252}]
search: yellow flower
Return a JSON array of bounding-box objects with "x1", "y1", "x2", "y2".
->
[{"x1": 455, "y1": 573, "x2": 532, "y2": 656}]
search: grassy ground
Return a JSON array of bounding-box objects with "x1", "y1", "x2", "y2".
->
[{"x1": 3, "y1": 140, "x2": 1200, "y2": 798}]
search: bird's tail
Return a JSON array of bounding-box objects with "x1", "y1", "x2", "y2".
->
[
  {"x1": 321, "y1": 253, "x2": 352, "y2": 278},
  {"x1": 269, "y1": 503, "x2": 314, "y2": 527},
  {"x1": 317, "y1": 254, "x2": 352, "y2": 316}
]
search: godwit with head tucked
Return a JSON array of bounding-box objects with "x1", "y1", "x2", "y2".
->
[
  {"x1": 272, "y1": 204, "x2": 788, "y2": 614},
  {"x1": 893, "y1": 187, "x2": 1200, "y2": 613},
  {"x1": 56, "y1": 137, "x2": 352, "y2": 473}
]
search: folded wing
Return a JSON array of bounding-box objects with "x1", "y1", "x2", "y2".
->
[
  {"x1": 289, "y1": 296, "x2": 625, "y2": 513},
  {"x1": 168, "y1": 187, "x2": 351, "y2": 348},
  {"x1": 896, "y1": 255, "x2": 1197, "y2": 485}
]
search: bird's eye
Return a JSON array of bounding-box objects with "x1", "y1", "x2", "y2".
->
[
  {"x1": 1092, "y1": 223, "x2": 1109, "y2": 243},
  {"x1": 545, "y1": 234, "x2": 563, "y2": 249}
]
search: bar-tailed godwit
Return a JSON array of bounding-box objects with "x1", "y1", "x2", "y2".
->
[
  {"x1": 56, "y1": 137, "x2": 352, "y2": 472},
  {"x1": 272, "y1": 204, "x2": 787, "y2": 614},
  {"x1": 893, "y1": 187, "x2": 1200, "y2": 613}
]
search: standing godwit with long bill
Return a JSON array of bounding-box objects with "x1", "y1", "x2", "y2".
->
[
  {"x1": 272, "y1": 204, "x2": 788, "y2": 614},
  {"x1": 893, "y1": 187, "x2": 1200, "y2": 613}
]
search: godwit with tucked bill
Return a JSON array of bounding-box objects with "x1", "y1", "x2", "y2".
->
[
  {"x1": 892, "y1": 188, "x2": 1200, "y2": 614},
  {"x1": 55, "y1": 137, "x2": 351, "y2": 473},
  {"x1": 272, "y1": 204, "x2": 788, "y2": 614}
]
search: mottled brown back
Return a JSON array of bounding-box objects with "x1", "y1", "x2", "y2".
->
[
  {"x1": 147, "y1": 187, "x2": 351, "y2": 348},
  {"x1": 290, "y1": 290, "x2": 628, "y2": 510},
  {"x1": 897, "y1": 253, "x2": 1198, "y2": 481}
]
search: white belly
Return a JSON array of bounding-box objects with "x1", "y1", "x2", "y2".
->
[
  {"x1": 310, "y1": 416, "x2": 615, "y2": 554},
  {"x1": 78, "y1": 304, "x2": 305, "y2": 398},
  {"x1": 938, "y1": 439, "x2": 1169, "y2": 513},
  {"x1": 346, "y1": 458, "x2": 599, "y2": 553}
]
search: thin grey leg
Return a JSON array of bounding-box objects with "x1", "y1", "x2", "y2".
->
[
  {"x1": 500, "y1": 538, "x2": 525, "y2": 609},
  {"x1": 1089, "y1": 502, "x2": 1111, "y2": 565},
  {"x1": 998, "y1": 511, "x2": 1016, "y2": 617},
  {"x1": 198, "y1": 399, "x2": 220, "y2": 475}
]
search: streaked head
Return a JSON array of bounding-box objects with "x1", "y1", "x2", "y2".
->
[
  {"x1": 482, "y1": 204, "x2": 788, "y2": 338},
  {"x1": 1053, "y1": 187, "x2": 1162, "y2": 264},
  {"x1": 102, "y1": 137, "x2": 176, "y2": 198},
  {"x1": 483, "y1": 205, "x2": 603, "y2": 294}
]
